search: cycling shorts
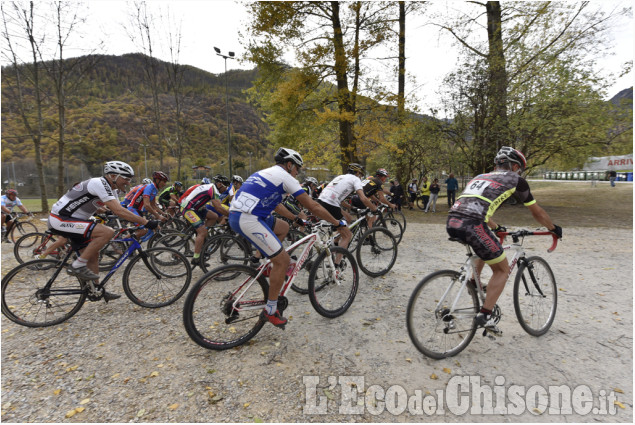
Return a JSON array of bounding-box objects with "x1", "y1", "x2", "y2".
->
[
  {"x1": 228, "y1": 212, "x2": 281, "y2": 258},
  {"x1": 317, "y1": 199, "x2": 343, "y2": 220},
  {"x1": 183, "y1": 208, "x2": 208, "y2": 229},
  {"x1": 446, "y1": 216, "x2": 506, "y2": 264},
  {"x1": 47, "y1": 213, "x2": 96, "y2": 249}
]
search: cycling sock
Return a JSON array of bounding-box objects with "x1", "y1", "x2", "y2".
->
[
  {"x1": 265, "y1": 299, "x2": 278, "y2": 315},
  {"x1": 193, "y1": 253, "x2": 200, "y2": 259},
  {"x1": 480, "y1": 307, "x2": 492, "y2": 315},
  {"x1": 71, "y1": 257, "x2": 88, "y2": 269}
]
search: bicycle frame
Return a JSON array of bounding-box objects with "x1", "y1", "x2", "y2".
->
[
  {"x1": 439, "y1": 231, "x2": 558, "y2": 318},
  {"x1": 227, "y1": 223, "x2": 336, "y2": 315}
]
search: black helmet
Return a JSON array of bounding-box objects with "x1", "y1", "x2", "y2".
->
[
  {"x1": 347, "y1": 163, "x2": 365, "y2": 175},
  {"x1": 495, "y1": 146, "x2": 527, "y2": 170},
  {"x1": 274, "y1": 147, "x2": 303, "y2": 167},
  {"x1": 213, "y1": 174, "x2": 230, "y2": 186}
]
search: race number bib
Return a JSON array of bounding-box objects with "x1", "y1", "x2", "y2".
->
[
  {"x1": 232, "y1": 192, "x2": 259, "y2": 214},
  {"x1": 463, "y1": 179, "x2": 490, "y2": 196}
]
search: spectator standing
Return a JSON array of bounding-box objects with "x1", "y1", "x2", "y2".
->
[
  {"x1": 445, "y1": 173, "x2": 459, "y2": 210},
  {"x1": 420, "y1": 176, "x2": 431, "y2": 211},
  {"x1": 609, "y1": 170, "x2": 617, "y2": 187},
  {"x1": 390, "y1": 180, "x2": 405, "y2": 211},
  {"x1": 407, "y1": 179, "x2": 418, "y2": 210},
  {"x1": 425, "y1": 178, "x2": 440, "y2": 213}
]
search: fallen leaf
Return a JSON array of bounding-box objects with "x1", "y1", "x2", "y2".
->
[
  {"x1": 355, "y1": 352, "x2": 360, "y2": 356},
  {"x1": 533, "y1": 407, "x2": 543, "y2": 414},
  {"x1": 443, "y1": 368, "x2": 451, "y2": 374},
  {"x1": 79, "y1": 398, "x2": 90, "y2": 405},
  {"x1": 405, "y1": 358, "x2": 412, "y2": 363},
  {"x1": 137, "y1": 409, "x2": 145, "y2": 417},
  {"x1": 323, "y1": 389, "x2": 334, "y2": 400},
  {"x1": 65, "y1": 409, "x2": 77, "y2": 418},
  {"x1": 559, "y1": 288, "x2": 566, "y2": 291},
  {"x1": 75, "y1": 407, "x2": 85, "y2": 413},
  {"x1": 53, "y1": 389, "x2": 61, "y2": 395},
  {"x1": 614, "y1": 388, "x2": 624, "y2": 394},
  {"x1": 111, "y1": 373, "x2": 120, "y2": 378},
  {"x1": 150, "y1": 371, "x2": 159, "y2": 377},
  {"x1": 614, "y1": 401, "x2": 625, "y2": 409},
  {"x1": 158, "y1": 364, "x2": 164, "y2": 368},
  {"x1": 168, "y1": 403, "x2": 179, "y2": 410},
  {"x1": 254, "y1": 418, "x2": 263, "y2": 423},
  {"x1": 430, "y1": 373, "x2": 438, "y2": 380},
  {"x1": 243, "y1": 402, "x2": 250, "y2": 408}
]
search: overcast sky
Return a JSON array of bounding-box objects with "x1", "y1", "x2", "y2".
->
[{"x1": 3, "y1": 0, "x2": 633, "y2": 113}]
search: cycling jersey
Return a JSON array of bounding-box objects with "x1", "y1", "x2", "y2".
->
[
  {"x1": 182, "y1": 184, "x2": 220, "y2": 212},
  {"x1": 1, "y1": 195, "x2": 23, "y2": 212},
  {"x1": 350, "y1": 176, "x2": 383, "y2": 208},
  {"x1": 158, "y1": 185, "x2": 182, "y2": 206},
  {"x1": 317, "y1": 174, "x2": 363, "y2": 208},
  {"x1": 51, "y1": 177, "x2": 116, "y2": 219},
  {"x1": 229, "y1": 165, "x2": 304, "y2": 219},
  {"x1": 449, "y1": 171, "x2": 535, "y2": 223},
  {"x1": 121, "y1": 184, "x2": 144, "y2": 207},
  {"x1": 179, "y1": 185, "x2": 200, "y2": 206},
  {"x1": 129, "y1": 184, "x2": 158, "y2": 211}
]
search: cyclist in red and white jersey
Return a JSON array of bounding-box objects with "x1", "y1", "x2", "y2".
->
[{"x1": 446, "y1": 147, "x2": 562, "y2": 333}]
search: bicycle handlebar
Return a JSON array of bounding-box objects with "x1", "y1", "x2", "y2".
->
[{"x1": 497, "y1": 230, "x2": 559, "y2": 253}]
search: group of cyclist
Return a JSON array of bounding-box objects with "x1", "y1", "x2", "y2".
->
[{"x1": 4, "y1": 144, "x2": 562, "y2": 335}]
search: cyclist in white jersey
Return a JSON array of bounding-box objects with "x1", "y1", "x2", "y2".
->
[
  {"x1": 317, "y1": 163, "x2": 378, "y2": 251},
  {"x1": 1, "y1": 189, "x2": 33, "y2": 241},
  {"x1": 48, "y1": 161, "x2": 159, "y2": 296},
  {"x1": 229, "y1": 148, "x2": 344, "y2": 328}
]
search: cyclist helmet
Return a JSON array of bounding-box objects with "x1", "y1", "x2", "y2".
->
[
  {"x1": 305, "y1": 177, "x2": 318, "y2": 186},
  {"x1": 213, "y1": 174, "x2": 230, "y2": 186},
  {"x1": 274, "y1": 147, "x2": 303, "y2": 167},
  {"x1": 152, "y1": 171, "x2": 169, "y2": 181},
  {"x1": 347, "y1": 163, "x2": 365, "y2": 175},
  {"x1": 5, "y1": 189, "x2": 17, "y2": 197},
  {"x1": 142, "y1": 178, "x2": 152, "y2": 184},
  {"x1": 232, "y1": 175, "x2": 244, "y2": 183},
  {"x1": 201, "y1": 177, "x2": 211, "y2": 184},
  {"x1": 104, "y1": 161, "x2": 134, "y2": 178},
  {"x1": 494, "y1": 146, "x2": 527, "y2": 170},
  {"x1": 376, "y1": 168, "x2": 389, "y2": 177},
  {"x1": 174, "y1": 181, "x2": 183, "y2": 188}
]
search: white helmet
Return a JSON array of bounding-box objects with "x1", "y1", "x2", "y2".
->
[
  {"x1": 232, "y1": 175, "x2": 244, "y2": 183},
  {"x1": 305, "y1": 177, "x2": 318, "y2": 185},
  {"x1": 274, "y1": 147, "x2": 303, "y2": 167},
  {"x1": 104, "y1": 161, "x2": 134, "y2": 178},
  {"x1": 142, "y1": 178, "x2": 152, "y2": 184}
]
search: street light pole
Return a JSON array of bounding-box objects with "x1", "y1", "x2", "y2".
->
[{"x1": 214, "y1": 46, "x2": 235, "y2": 178}]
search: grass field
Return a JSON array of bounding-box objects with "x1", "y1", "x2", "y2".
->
[
  {"x1": 19, "y1": 181, "x2": 633, "y2": 229},
  {"x1": 401, "y1": 181, "x2": 633, "y2": 229}
]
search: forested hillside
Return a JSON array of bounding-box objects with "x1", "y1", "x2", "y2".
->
[{"x1": 1, "y1": 53, "x2": 269, "y2": 179}]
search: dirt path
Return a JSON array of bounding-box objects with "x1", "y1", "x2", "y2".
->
[{"x1": 1, "y1": 223, "x2": 632, "y2": 422}]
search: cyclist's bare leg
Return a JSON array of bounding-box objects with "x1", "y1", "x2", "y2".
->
[
  {"x1": 482, "y1": 259, "x2": 510, "y2": 311},
  {"x1": 78, "y1": 224, "x2": 115, "y2": 273},
  {"x1": 268, "y1": 249, "x2": 291, "y2": 301},
  {"x1": 40, "y1": 237, "x2": 68, "y2": 257}
]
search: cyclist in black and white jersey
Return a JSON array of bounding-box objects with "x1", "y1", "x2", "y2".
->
[
  {"x1": 446, "y1": 147, "x2": 562, "y2": 332},
  {"x1": 48, "y1": 161, "x2": 159, "y2": 298}
]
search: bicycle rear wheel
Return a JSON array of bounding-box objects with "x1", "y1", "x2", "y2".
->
[
  {"x1": 308, "y1": 246, "x2": 358, "y2": 318},
  {"x1": 122, "y1": 247, "x2": 192, "y2": 308},
  {"x1": 406, "y1": 270, "x2": 478, "y2": 359},
  {"x1": 199, "y1": 234, "x2": 251, "y2": 273},
  {"x1": 98, "y1": 240, "x2": 129, "y2": 271},
  {"x1": 152, "y1": 232, "x2": 195, "y2": 258},
  {"x1": 10, "y1": 221, "x2": 39, "y2": 243},
  {"x1": 376, "y1": 217, "x2": 403, "y2": 244},
  {"x1": 182, "y1": 264, "x2": 268, "y2": 350},
  {"x1": 513, "y1": 256, "x2": 557, "y2": 336},
  {"x1": 2, "y1": 259, "x2": 86, "y2": 327},
  {"x1": 387, "y1": 210, "x2": 406, "y2": 232},
  {"x1": 356, "y1": 227, "x2": 397, "y2": 277}
]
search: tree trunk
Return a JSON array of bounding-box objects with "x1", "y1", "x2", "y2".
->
[
  {"x1": 330, "y1": 1, "x2": 356, "y2": 171},
  {"x1": 486, "y1": 1, "x2": 509, "y2": 153}
]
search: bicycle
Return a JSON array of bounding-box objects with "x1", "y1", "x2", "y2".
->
[
  {"x1": 2, "y1": 226, "x2": 192, "y2": 328},
  {"x1": 406, "y1": 229, "x2": 558, "y2": 359},
  {"x1": 182, "y1": 221, "x2": 359, "y2": 350},
  {"x1": 1, "y1": 213, "x2": 38, "y2": 243}
]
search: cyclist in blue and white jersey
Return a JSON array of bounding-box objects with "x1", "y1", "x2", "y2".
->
[
  {"x1": 1, "y1": 189, "x2": 33, "y2": 241},
  {"x1": 229, "y1": 148, "x2": 344, "y2": 328}
]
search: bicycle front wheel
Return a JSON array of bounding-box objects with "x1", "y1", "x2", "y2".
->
[
  {"x1": 406, "y1": 270, "x2": 478, "y2": 359},
  {"x1": 10, "y1": 221, "x2": 39, "y2": 243},
  {"x1": 2, "y1": 259, "x2": 86, "y2": 327},
  {"x1": 183, "y1": 264, "x2": 268, "y2": 350},
  {"x1": 308, "y1": 246, "x2": 359, "y2": 318},
  {"x1": 387, "y1": 210, "x2": 406, "y2": 232},
  {"x1": 122, "y1": 247, "x2": 192, "y2": 308},
  {"x1": 513, "y1": 256, "x2": 557, "y2": 336},
  {"x1": 13, "y1": 232, "x2": 50, "y2": 264},
  {"x1": 376, "y1": 217, "x2": 403, "y2": 245},
  {"x1": 356, "y1": 227, "x2": 397, "y2": 277}
]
